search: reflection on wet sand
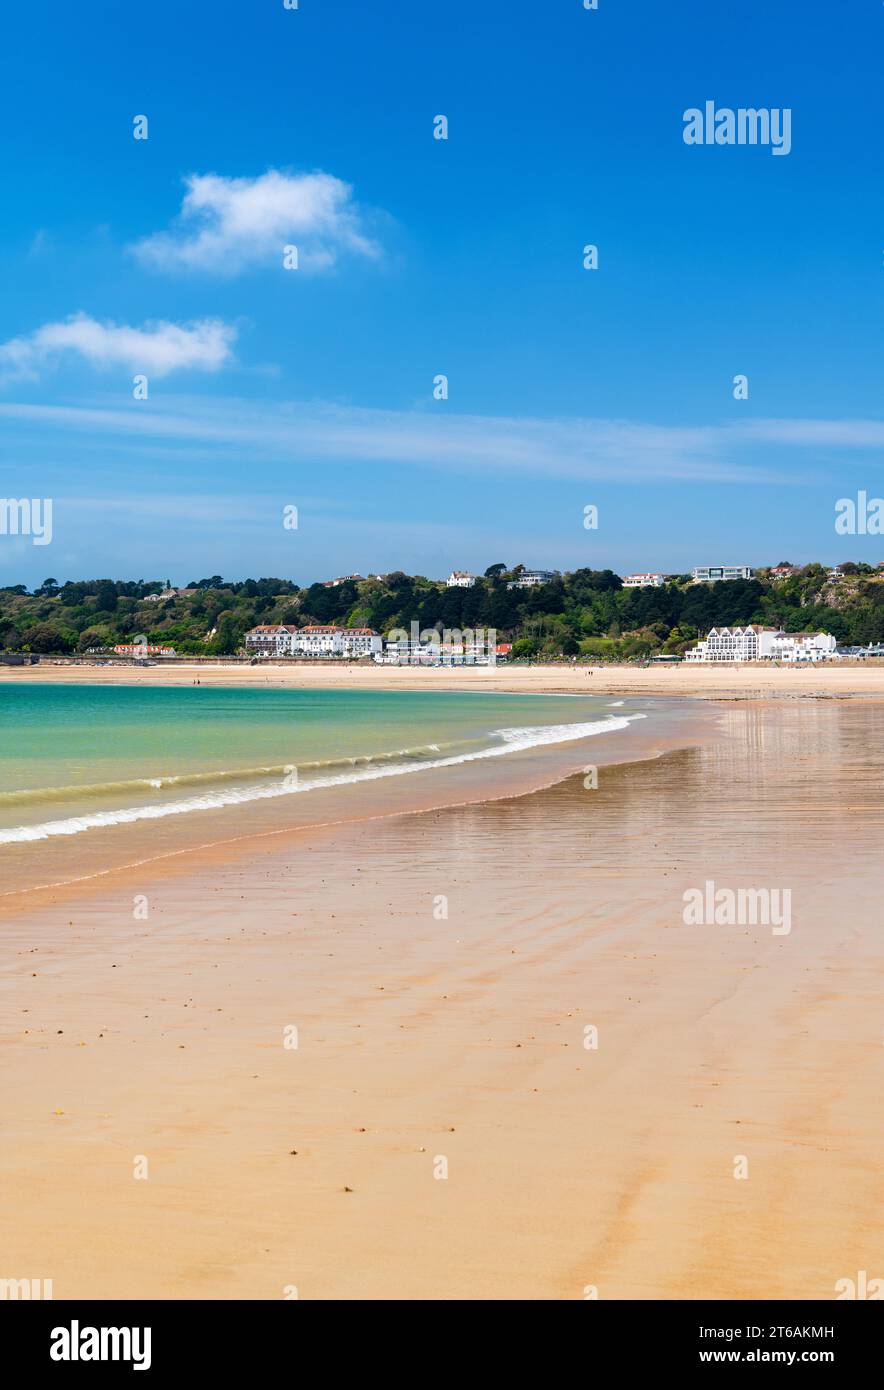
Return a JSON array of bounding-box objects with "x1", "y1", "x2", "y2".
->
[{"x1": 3, "y1": 700, "x2": 884, "y2": 1299}]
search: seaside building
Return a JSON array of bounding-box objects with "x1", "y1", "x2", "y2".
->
[
  {"x1": 244, "y1": 624, "x2": 300, "y2": 657},
  {"x1": 506, "y1": 569, "x2": 560, "y2": 590},
  {"x1": 769, "y1": 564, "x2": 801, "y2": 579},
  {"x1": 244, "y1": 625, "x2": 381, "y2": 658},
  {"x1": 837, "y1": 642, "x2": 884, "y2": 658},
  {"x1": 446, "y1": 571, "x2": 476, "y2": 588},
  {"x1": 293, "y1": 625, "x2": 349, "y2": 656},
  {"x1": 691, "y1": 565, "x2": 756, "y2": 583},
  {"x1": 622, "y1": 573, "x2": 666, "y2": 588},
  {"x1": 338, "y1": 629, "x2": 383, "y2": 657},
  {"x1": 773, "y1": 632, "x2": 839, "y2": 661},
  {"x1": 685, "y1": 625, "x2": 838, "y2": 663},
  {"x1": 321, "y1": 574, "x2": 365, "y2": 588}
]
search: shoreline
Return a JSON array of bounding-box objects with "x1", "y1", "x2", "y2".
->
[
  {"x1": 0, "y1": 697, "x2": 720, "y2": 909},
  {"x1": 4, "y1": 659, "x2": 884, "y2": 698},
  {"x1": 4, "y1": 699, "x2": 884, "y2": 1298}
]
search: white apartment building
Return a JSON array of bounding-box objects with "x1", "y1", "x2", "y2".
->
[
  {"x1": 244, "y1": 625, "x2": 382, "y2": 658},
  {"x1": 296, "y1": 625, "x2": 349, "y2": 656},
  {"x1": 338, "y1": 628, "x2": 382, "y2": 657},
  {"x1": 769, "y1": 631, "x2": 838, "y2": 662},
  {"x1": 506, "y1": 569, "x2": 560, "y2": 590},
  {"x1": 622, "y1": 572, "x2": 666, "y2": 588},
  {"x1": 446, "y1": 571, "x2": 476, "y2": 588},
  {"x1": 685, "y1": 626, "x2": 838, "y2": 663},
  {"x1": 691, "y1": 565, "x2": 756, "y2": 583},
  {"x1": 245, "y1": 624, "x2": 300, "y2": 656}
]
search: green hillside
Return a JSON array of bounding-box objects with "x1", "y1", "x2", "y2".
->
[{"x1": 2, "y1": 562, "x2": 884, "y2": 660}]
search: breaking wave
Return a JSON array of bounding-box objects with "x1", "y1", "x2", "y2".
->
[{"x1": 0, "y1": 715, "x2": 643, "y2": 843}]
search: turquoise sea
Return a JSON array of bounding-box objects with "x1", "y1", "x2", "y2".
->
[{"x1": 0, "y1": 685, "x2": 645, "y2": 845}]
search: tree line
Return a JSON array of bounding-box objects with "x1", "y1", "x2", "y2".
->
[{"x1": 2, "y1": 562, "x2": 883, "y2": 657}]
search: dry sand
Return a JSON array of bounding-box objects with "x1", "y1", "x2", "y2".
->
[
  {"x1": 3, "y1": 698, "x2": 883, "y2": 1299},
  {"x1": 3, "y1": 658, "x2": 884, "y2": 698}
]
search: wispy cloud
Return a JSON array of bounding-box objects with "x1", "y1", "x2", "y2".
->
[
  {"x1": 0, "y1": 315, "x2": 236, "y2": 381},
  {"x1": 131, "y1": 170, "x2": 381, "y2": 275},
  {"x1": 1, "y1": 396, "x2": 880, "y2": 485},
  {"x1": 737, "y1": 418, "x2": 884, "y2": 448},
  {"x1": 26, "y1": 229, "x2": 51, "y2": 260},
  {"x1": 0, "y1": 397, "x2": 773, "y2": 483}
]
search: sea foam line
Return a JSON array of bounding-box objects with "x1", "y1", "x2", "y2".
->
[
  {"x1": 0, "y1": 742, "x2": 449, "y2": 806},
  {"x1": 0, "y1": 715, "x2": 643, "y2": 843}
]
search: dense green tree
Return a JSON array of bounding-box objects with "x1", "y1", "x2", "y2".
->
[
  {"x1": 21, "y1": 623, "x2": 74, "y2": 654},
  {"x1": 95, "y1": 581, "x2": 118, "y2": 613},
  {"x1": 510, "y1": 636, "x2": 539, "y2": 659}
]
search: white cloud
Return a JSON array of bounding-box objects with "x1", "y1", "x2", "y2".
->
[
  {"x1": 131, "y1": 169, "x2": 381, "y2": 275},
  {"x1": 0, "y1": 314, "x2": 236, "y2": 380}
]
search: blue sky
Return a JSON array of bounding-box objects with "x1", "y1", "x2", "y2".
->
[{"x1": 1, "y1": 0, "x2": 883, "y2": 586}]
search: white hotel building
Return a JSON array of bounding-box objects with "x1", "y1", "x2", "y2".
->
[
  {"x1": 245, "y1": 625, "x2": 382, "y2": 658},
  {"x1": 446, "y1": 571, "x2": 476, "y2": 588},
  {"x1": 622, "y1": 572, "x2": 666, "y2": 588},
  {"x1": 685, "y1": 625, "x2": 838, "y2": 663}
]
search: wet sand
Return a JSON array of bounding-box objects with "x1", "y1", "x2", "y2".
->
[
  {"x1": 3, "y1": 698, "x2": 884, "y2": 1299},
  {"x1": 0, "y1": 696, "x2": 711, "y2": 900}
]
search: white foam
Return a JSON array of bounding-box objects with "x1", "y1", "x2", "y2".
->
[{"x1": 0, "y1": 714, "x2": 643, "y2": 843}]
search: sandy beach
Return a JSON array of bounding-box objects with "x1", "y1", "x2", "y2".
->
[
  {"x1": 8, "y1": 0, "x2": 884, "y2": 1339},
  {"x1": 3, "y1": 658, "x2": 884, "y2": 699},
  {"x1": 3, "y1": 694, "x2": 884, "y2": 1299}
]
